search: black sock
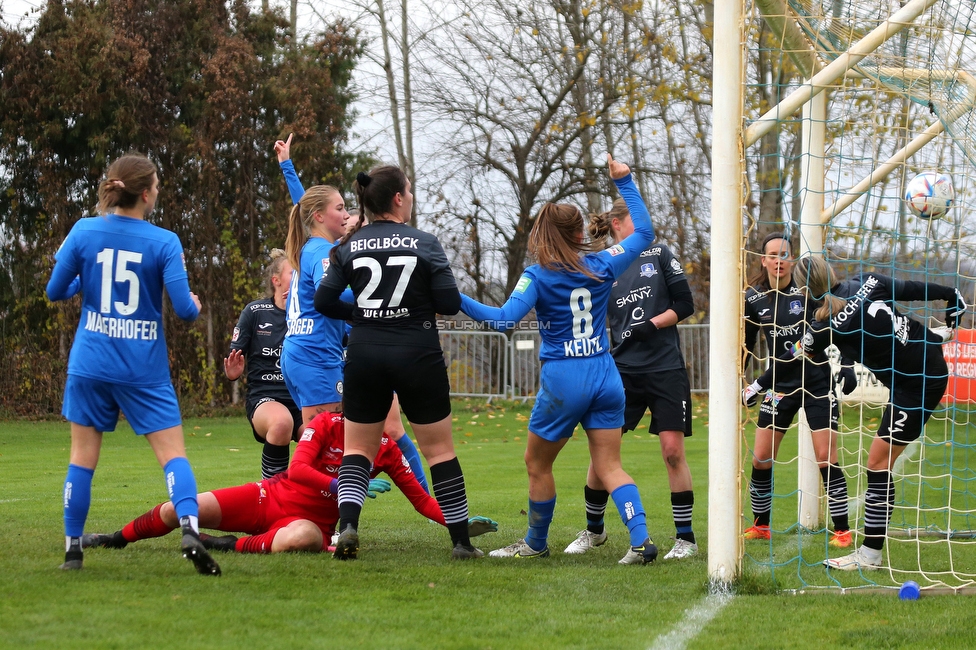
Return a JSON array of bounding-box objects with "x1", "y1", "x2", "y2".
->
[
  {"x1": 431, "y1": 457, "x2": 470, "y2": 547},
  {"x1": 261, "y1": 442, "x2": 290, "y2": 479},
  {"x1": 671, "y1": 490, "x2": 696, "y2": 544},
  {"x1": 65, "y1": 536, "x2": 83, "y2": 561},
  {"x1": 820, "y1": 464, "x2": 850, "y2": 532},
  {"x1": 750, "y1": 467, "x2": 773, "y2": 527},
  {"x1": 863, "y1": 469, "x2": 893, "y2": 551},
  {"x1": 584, "y1": 485, "x2": 609, "y2": 535},
  {"x1": 337, "y1": 454, "x2": 372, "y2": 531}
]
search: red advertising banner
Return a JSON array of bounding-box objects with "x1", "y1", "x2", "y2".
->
[{"x1": 944, "y1": 329, "x2": 976, "y2": 403}]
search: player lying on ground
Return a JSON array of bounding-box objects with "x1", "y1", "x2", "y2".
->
[{"x1": 83, "y1": 411, "x2": 496, "y2": 554}]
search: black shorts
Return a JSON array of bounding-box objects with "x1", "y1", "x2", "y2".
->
[
  {"x1": 245, "y1": 395, "x2": 303, "y2": 443},
  {"x1": 343, "y1": 343, "x2": 451, "y2": 425},
  {"x1": 879, "y1": 372, "x2": 948, "y2": 445},
  {"x1": 756, "y1": 387, "x2": 837, "y2": 432},
  {"x1": 620, "y1": 368, "x2": 692, "y2": 436}
]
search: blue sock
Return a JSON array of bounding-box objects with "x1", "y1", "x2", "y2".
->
[
  {"x1": 163, "y1": 457, "x2": 199, "y2": 520},
  {"x1": 63, "y1": 464, "x2": 95, "y2": 538},
  {"x1": 525, "y1": 497, "x2": 556, "y2": 552},
  {"x1": 611, "y1": 484, "x2": 649, "y2": 547},
  {"x1": 395, "y1": 435, "x2": 429, "y2": 494}
]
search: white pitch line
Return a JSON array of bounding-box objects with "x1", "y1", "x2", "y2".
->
[{"x1": 647, "y1": 591, "x2": 733, "y2": 650}]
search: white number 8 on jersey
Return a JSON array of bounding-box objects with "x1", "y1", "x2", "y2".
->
[{"x1": 570, "y1": 287, "x2": 594, "y2": 339}]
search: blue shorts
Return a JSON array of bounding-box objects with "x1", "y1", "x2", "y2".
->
[
  {"x1": 528, "y1": 354, "x2": 625, "y2": 441},
  {"x1": 280, "y1": 347, "x2": 343, "y2": 409},
  {"x1": 62, "y1": 374, "x2": 182, "y2": 435}
]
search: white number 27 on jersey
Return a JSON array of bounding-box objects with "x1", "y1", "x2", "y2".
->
[
  {"x1": 95, "y1": 248, "x2": 142, "y2": 315},
  {"x1": 353, "y1": 256, "x2": 418, "y2": 309}
]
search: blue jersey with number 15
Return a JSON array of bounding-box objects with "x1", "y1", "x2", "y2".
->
[
  {"x1": 460, "y1": 173, "x2": 654, "y2": 361},
  {"x1": 46, "y1": 215, "x2": 199, "y2": 386}
]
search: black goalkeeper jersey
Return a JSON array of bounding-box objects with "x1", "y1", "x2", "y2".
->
[
  {"x1": 802, "y1": 273, "x2": 954, "y2": 387},
  {"x1": 744, "y1": 280, "x2": 830, "y2": 394},
  {"x1": 318, "y1": 220, "x2": 461, "y2": 349},
  {"x1": 608, "y1": 242, "x2": 689, "y2": 372},
  {"x1": 230, "y1": 298, "x2": 291, "y2": 402}
]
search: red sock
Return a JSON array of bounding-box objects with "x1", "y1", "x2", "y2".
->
[
  {"x1": 236, "y1": 530, "x2": 278, "y2": 554},
  {"x1": 122, "y1": 504, "x2": 175, "y2": 542}
]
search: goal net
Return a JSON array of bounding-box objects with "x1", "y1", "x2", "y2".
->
[{"x1": 737, "y1": 0, "x2": 976, "y2": 593}]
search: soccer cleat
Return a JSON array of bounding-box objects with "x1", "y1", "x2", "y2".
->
[
  {"x1": 563, "y1": 529, "x2": 608, "y2": 555},
  {"x1": 823, "y1": 546, "x2": 882, "y2": 571},
  {"x1": 181, "y1": 532, "x2": 222, "y2": 576},
  {"x1": 333, "y1": 525, "x2": 359, "y2": 560},
  {"x1": 198, "y1": 533, "x2": 239, "y2": 552},
  {"x1": 488, "y1": 539, "x2": 550, "y2": 559},
  {"x1": 82, "y1": 531, "x2": 128, "y2": 549},
  {"x1": 663, "y1": 538, "x2": 699, "y2": 560},
  {"x1": 619, "y1": 537, "x2": 659, "y2": 565},
  {"x1": 743, "y1": 523, "x2": 771, "y2": 540},
  {"x1": 451, "y1": 542, "x2": 485, "y2": 560},
  {"x1": 829, "y1": 529, "x2": 853, "y2": 549},
  {"x1": 60, "y1": 550, "x2": 84, "y2": 571}
]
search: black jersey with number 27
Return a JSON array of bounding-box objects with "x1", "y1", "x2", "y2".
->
[{"x1": 317, "y1": 221, "x2": 461, "y2": 349}]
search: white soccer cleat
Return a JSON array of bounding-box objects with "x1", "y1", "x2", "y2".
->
[
  {"x1": 563, "y1": 529, "x2": 608, "y2": 555},
  {"x1": 488, "y1": 538, "x2": 550, "y2": 558},
  {"x1": 823, "y1": 545, "x2": 882, "y2": 571},
  {"x1": 663, "y1": 538, "x2": 699, "y2": 560}
]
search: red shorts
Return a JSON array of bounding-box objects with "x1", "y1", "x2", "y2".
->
[{"x1": 211, "y1": 482, "x2": 332, "y2": 544}]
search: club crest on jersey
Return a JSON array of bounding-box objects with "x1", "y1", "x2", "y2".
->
[
  {"x1": 639, "y1": 263, "x2": 657, "y2": 278},
  {"x1": 789, "y1": 300, "x2": 802, "y2": 315},
  {"x1": 607, "y1": 244, "x2": 625, "y2": 256},
  {"x1": 515, "y1": 276, "x2": 532, "y2": 293},
  {"x1": 232, "y1": 327, "x2": 240, "y2": 342}
]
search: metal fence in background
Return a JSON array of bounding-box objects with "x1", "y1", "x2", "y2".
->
[
  {"x1": 440, "y1": 330, "x2": 509, "y2": 399},
  {"x1": 441, "y1": 324, "x2": 713, "y2": 400}
]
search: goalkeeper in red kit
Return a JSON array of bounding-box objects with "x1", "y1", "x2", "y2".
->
[{"x1": 83, "y1": 411, "x2": 496, "y2": 554}]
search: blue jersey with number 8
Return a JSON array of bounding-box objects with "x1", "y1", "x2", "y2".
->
[
  {"x1": 460, "y1": 174, "x2": 654, "y2": 361},
  {"x1": 46, "y1": 214, "x2": 199, "y2": 386}
]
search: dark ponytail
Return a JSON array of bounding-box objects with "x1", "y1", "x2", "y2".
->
[{"x1": 333, "y1": 166, "x2": 406, "y2": 250}]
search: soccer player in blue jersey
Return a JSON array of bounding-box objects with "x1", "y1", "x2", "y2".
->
[
  {"x1": 460, "y1": 154, "x2": 659, "y2": 564},
  {"x1": 45, "y1": 153, "x2": 219, "y2": 575},
  {"x1": 578, "y1": 202, "x2": 699, "y2": 560},
  {"x1": 274, "y1": 135, "x2": 430, "y2": 493},
  {"x1": 280, "y1": 176, "x2": 350, "y2": 428}
]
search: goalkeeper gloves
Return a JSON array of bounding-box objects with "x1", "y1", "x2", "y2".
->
[
  {"x1": 929, "y1": 325, "x2": 955, "y2": 344},
  {"x1": 742, "y1": 380, "x2": 763, "y2": 407},
  {"x1": 467, "y1": 516, "x2": 498, "y2": 537},
  {"x1": 946, "y1": 288, "x2": 967, "y2": 329},
  {"x1": 366, "y1": 478, "x2": 392, "y2": 498}
]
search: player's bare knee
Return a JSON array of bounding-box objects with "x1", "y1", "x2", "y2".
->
[
  {"x1": 265, "y1": 421, "x2": 293, "y2": 446},
  {"x1": 663, "y1": 450, "x2": 684, "y2": 470},
  {"x1": 159, "y1": 502, "x2": 178, "y2": 525},
  {"x1": 276, "y1": 521, "x2": 323, "y2": 552}
]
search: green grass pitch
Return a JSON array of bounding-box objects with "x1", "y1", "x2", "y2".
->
[{"x1": 2, "y1": 398, "x2": 974, "y2": 649}]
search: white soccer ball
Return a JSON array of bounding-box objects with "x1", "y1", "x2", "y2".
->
[{"x1": 904, "y1": 171, "x2": 953, "y2": 220}]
